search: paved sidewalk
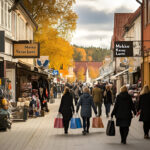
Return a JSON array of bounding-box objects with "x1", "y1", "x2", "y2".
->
[{"x1": 0, "y1": 98, "x2": 149, "y2": 150}]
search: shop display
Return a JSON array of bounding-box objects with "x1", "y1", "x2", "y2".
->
[
  {"x1": 20, "y1": 82, "x2": 32, "y2": 97},
  {"x1": 10, "y1": 97, "x2": 31, "y2": 121}
]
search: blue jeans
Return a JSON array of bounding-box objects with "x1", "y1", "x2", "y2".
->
[{"x1": 54, "y1": 92, "x2": 57, "y2": 98}]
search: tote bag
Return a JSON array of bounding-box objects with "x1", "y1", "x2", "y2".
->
[
  {"x1": 106, "y1": 119, "x2": 115, "y2": 136},
  {"x1": 75, "y1": 114, "x2": 82, "y2": 128},
  {"x1": 92, "y1": 117, "x2": 104, "y2": 128},
  {"x1": 54, "y1": 114, "x2": 64, "y2": 128},
  {"x1": 70, "y1": 114, "x2": 77, "y2": 129}
]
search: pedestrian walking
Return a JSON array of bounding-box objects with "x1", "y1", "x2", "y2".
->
[
  {"x1": 76, "y1": 87, "x2": 97, "y2": 135},
  {"x1": 53, "y1": 84, "x2": 57, "y2": 98},
  {"x1": 111, "y1": 85, "x2": 136, "y2": 144},
  {"x1": 74, "y1": 84, "x2": 79, "y2": 105},
  {"x1": 92, "y1": 84, "x2": 103, "y2": 116},
  {"x1": 137, "y1": 85, "x2": 150, "y2": 139},
  {"x1": 58, "y1": 87, "x2": 74, "y2": 134},
  {"x1": 104, "y1": 85, "x2": 113, "y2": 118}
]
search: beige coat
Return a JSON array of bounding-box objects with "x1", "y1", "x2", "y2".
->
[{"x1": 92, "y1": 87, "x2": 103, "y2": 103}]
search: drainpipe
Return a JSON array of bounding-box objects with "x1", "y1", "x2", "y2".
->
[{"x1": 136, "y1": 0, "x2": 144, "y2": 87}]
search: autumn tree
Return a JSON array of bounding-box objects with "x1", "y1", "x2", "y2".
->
[
  {"x1": 76, "y1": 67, "x2": 85, "y2": 82},
  {"x1": 23, "y1": 0, "x2": 78, "y2": 39},
  {"x1": 35, "y1": 25, "x2": 74, "y2": 70},
  {"x1": 73, "y1": 47, "x2": 86, "y2": 61},
  {"x1": 23, "y1": 0, "x2": 77, "y2": 71},
  {"x1": 89, "y1": 66, "x2": 99, "y2": 79}
]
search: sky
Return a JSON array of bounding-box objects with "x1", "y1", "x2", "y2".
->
[{"x1": 71, "y1": 0, "x2": 140, "y2": 49}]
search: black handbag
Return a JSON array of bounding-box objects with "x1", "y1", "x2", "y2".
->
[{"x1": 106, "y1": 119, "x2": 115, "y2": 136}]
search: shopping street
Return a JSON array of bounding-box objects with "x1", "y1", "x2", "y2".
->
[{"x1": 0, "y1": 98, "x2": 149, "y2": 150}]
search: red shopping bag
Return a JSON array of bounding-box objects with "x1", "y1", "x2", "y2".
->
[
  {"x1": 92, "y1": 117, "x2": 104, "y2": 128},
  {"x1": 54, "y1": 114, "x2": 64, "y2": 128}
]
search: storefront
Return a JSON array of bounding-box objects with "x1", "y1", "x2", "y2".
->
[{"x1": 16, "y1": 61, "x2": 49, "y2": 101}]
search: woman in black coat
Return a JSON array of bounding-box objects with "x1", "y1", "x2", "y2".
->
[
  {"x1": 59, "y1": 87, "x2": 74, "y2": 134},
  {"x1": 111, "y1": 85, "x2": 136, "y2": 144},
  {"x1": 104, "y1": 85, "x2": 113, "y2": 118},
  {"x1": 137, "y1": 85, "x2": 150, "y2": 139},
  {"x1": 76, "y1": 87, "x2": 97, "y2": 135}
]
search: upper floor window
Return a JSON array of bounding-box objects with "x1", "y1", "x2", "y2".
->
[
  {"x1": 0, "y1": 0, "x2": 11, "y2": 31},
  {"x1": 145, "y1": 0, "x2": 150, "y2": 25},
  {"x1": 0, "y1": 0, "x2": 4, "y2": 26}
]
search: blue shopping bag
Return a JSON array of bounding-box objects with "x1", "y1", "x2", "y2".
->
[
  {"x1": 75, "y1": 118, "x2": 82, "y2": 128},
  {"x1": 70, "y1": 117, "x2": 77, "y2": 129}
]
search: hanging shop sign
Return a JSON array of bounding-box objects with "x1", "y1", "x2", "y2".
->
[
  {"x1": 13, "y1": 43, "x2": 40, "y2": 58},
  {"x1": 114, "y1": 41, "x2": 133, "y2": 57},
  {"x1": 52, "y1": 70, "x2": 59, "y2": 75}
]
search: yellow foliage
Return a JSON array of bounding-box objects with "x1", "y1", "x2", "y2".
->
[
  {"x1": 76, "y1": 67, "x2": 85, "y2": 81},
  {"x1": 88, "y1": 56, "x2": 93, "y2": 61},
  {"x1": 89, "y1": 66, "x2": 99, "y2": 79},
  {"x1": 23, "y1": 0, "x2": 78, "y2": 39},
  {"x1": 76, "y1": 48, "x2": 87, "y2": 61},
  {"x1": 67, "y1": 73, "x2": 76, "y2": 83},
  {"x1": 35, "y1": 25, "x2": 74, "y2": 71}
]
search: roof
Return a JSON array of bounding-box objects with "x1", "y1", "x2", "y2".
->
[
  {"x1": 74, "y1": 61, "x2": 103, "y2": 75},
  {"x1": 124, "y1": 7, "x2": 141, "y2": 33},
  {"x1": 111, "y1": 13, "x2": 132, "y2": 49}
]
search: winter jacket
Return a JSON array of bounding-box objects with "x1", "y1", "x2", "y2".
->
[
  {"x1": 104, "y1": 90, "x2": 112, "y2": 104},
  {"x1": 111, "y1": 92, "x2": 136, "y2": 120},
  {"x1": 138, "y1": 93, "x2": 150, "y2": 122},
  {"x1": 92, "y1": 87, "x2": 103, "y2": 103},
  {"x1": 76, "y1": 93, "x2": 97, "y2": 118},
  {"x1": 59, "y1": 92, "x2": 74, "y2": 120}
]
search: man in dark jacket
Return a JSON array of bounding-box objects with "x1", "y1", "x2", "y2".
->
[
  {"x1": 92, "y1": 85, "x2": 103, "y2": 116},
  {"x1": 111, "y1": 85, "x2": 136, "y2": 144}
]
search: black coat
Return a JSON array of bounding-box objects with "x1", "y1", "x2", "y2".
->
[
  {"x1": 104, "y1": 90, "x2": 112, "y2": 104},
  {"x1": 111, "y1": 92, "x2": 136, "y2": 127},
  {"x1": 138, "y1": 93, "x2": 150, "y2": 122},
  {"x1": 76, "y1": 93, "x2": 97, "y2": 118},
  {"x1": 59, "y1": 92, "x2": 74, "y2": 120}
]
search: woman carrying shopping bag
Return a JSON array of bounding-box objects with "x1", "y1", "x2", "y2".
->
[
  {"x1": 59, "y1": 87, "x2": 74, "y2": 134},
  {"x1": 137, "y1": 85, "x2": 150, "y2": 139},
  {"x1": 76, "y1": 87, "x2": 97, "y2": 135},
  {"x1": 111, "y1": 85, "x2": 136, "y2": 144}
]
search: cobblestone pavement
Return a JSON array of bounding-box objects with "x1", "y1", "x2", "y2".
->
[{"x1": 0, "y1": 98, "x2": 149, "y2": 150}]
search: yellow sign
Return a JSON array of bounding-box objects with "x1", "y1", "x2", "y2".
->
[
  {"x1": 0, "y1": 78, "x2": 1, "y2": 86},
  {"x1": 13, "y1": 43, "x2": 40, "y2": 58}
]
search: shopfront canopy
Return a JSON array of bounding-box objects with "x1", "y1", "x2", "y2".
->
[{"x1": 111, "y1": 69, "x2": 129, "y2": 80}]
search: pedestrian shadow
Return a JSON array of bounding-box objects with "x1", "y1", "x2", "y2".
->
[{"x1": 52, "y1": 131, "x2": 105, "y2": 138}]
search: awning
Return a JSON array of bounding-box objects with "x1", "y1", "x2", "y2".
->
[
  {"x1": 95, "y1": 76, "x2": 104, "y2": 81},
  {"x1": 111, "y1": 69, "x2": 129, "y2": 80}
]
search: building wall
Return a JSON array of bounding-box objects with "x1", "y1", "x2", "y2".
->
[
  {"x1": 123, "y1": 15, "x2": 141, "y2": 84},
  {"x1": 0, "y1": 0, "x2": 36, "y2": 100},
  {"x1": 143, "y1": 0, "x2": 150, "y2": 87}
]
